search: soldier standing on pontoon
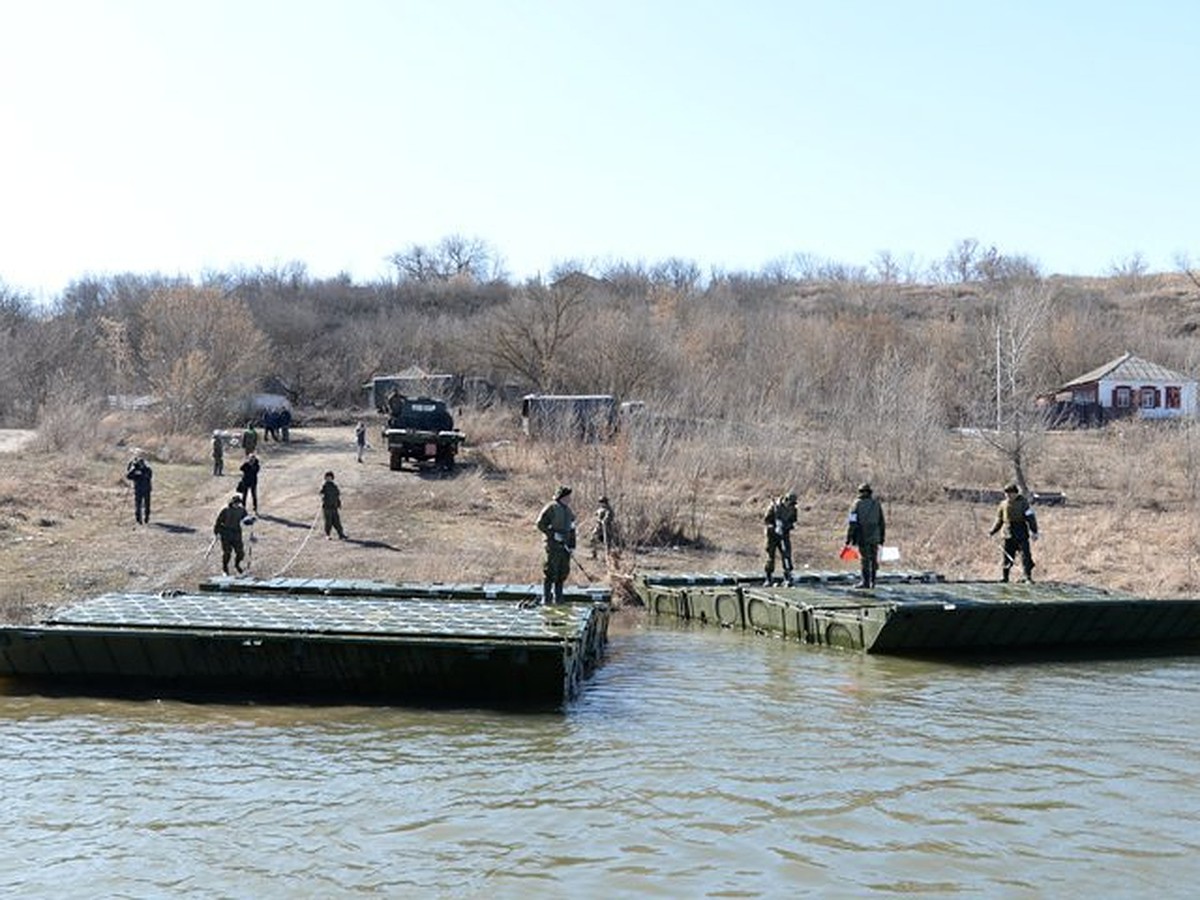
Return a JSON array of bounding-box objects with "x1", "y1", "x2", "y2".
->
[
  {"x1": 536, "y1": 485, "x2": 576, "y2": 605},
  {"x1": 989, "y1": 482, "x2": 1039, "y2": 583},
  {"x1": 845, "y1": 483, "x2": 885, "y2": 589},
  {"x1": 763, "y1": 491, "x2": 798, "y2": 585}
]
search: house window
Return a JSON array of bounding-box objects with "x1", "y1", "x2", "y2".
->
[
  {"x1": 1140, "y1": 387, "x2": 1159, "y2": 409},
  {"x1": 1166, "y1": 386, "x2": 1182, "y2": 409},
  {"x1": 1114, "y1": 386, "x2": 1132, "y2": 408}
]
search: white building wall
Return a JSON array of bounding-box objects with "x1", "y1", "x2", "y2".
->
[{"x1": 1095, "y1": 377, "x2": 1198, "y2": 418}]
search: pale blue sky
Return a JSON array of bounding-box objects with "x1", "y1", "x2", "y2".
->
[{"x1": 2, "y1": 1, "x2": 1198, "y2": 299}]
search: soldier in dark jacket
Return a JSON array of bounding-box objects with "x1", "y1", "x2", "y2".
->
[
  {"x1": 239, "y1": 452, "x2": 260, "y2": 513},
  {"x1": 536, "y1": 485, "x2": 577, "y2": 605},
  {"x1": 989, "y1": 483, "x2": 1039, "y2": 582},
  {"x1": 846, "y1": 483, "x2": 885, "y2": 589},
  {"x1": 214, "y1": 495, "x2": 247, "y2": 575},
  {"x1": 211, "y1": 431, "x2": 224, "y2": 476},
  {"x1": 125, "y1": 455, "x2": 153, "y2": 524},
  {"x1": 763, "y1": 492, "x2": 798, "y2": 585},
  {"x1": 262, "y1": 409, "x2": 276, "y2": 442},
  {"x1": 320, "y1": 471, "x2": 346, "y2": 539}
]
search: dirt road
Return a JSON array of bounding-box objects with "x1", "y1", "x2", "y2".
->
[{"x1": 0, "y1": 426, "x2": 555, "y2": 621}]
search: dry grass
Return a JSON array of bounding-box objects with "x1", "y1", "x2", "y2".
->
[{"x1": 1, "y1": 411, "x2": 1199, "y2": 625}]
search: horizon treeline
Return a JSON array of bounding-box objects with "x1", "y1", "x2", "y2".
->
[{"x1": 2, "y1": 235, "x2": 1199, "y2": 450}]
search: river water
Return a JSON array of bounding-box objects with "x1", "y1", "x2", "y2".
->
[{"x1": 3, "y1": 614, "x2": 1199, "y2": 898}]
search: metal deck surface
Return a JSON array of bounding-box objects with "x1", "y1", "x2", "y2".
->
[
  {"x1": 49, "y1": 592, "x2": 590, "y2": 641},
  {"x1": 636, "y1": 569, "x2": 943, "y2": 587},
  {"x1": 198, "y1": 576, "x2": 611, "y2": 604}
]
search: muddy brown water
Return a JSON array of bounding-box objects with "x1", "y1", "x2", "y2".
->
[{"x1": 2, "y1": 615, "x2": 1199, "y2": 897}]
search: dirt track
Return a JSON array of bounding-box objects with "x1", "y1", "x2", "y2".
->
[{"x1": 0, "y1": 426, "x2": 562, "y2": 621}]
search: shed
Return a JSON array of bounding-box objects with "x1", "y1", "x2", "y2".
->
[
  {"x1": 363, "y1": 366, "x2": 460, "y2": 411},
  {"x1": 1048, "y1": 352, "x2": 1197, "y2": 425},
  {"x1": 521, "y1": 394, "x2": 618, "y2": 441}
]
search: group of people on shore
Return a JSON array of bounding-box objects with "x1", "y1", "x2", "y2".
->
[
  {"x1": 126, "y1": 420, "x2": 348, "y2": 576},
  {"x1": 131, "y1": 419, "x2": 1041, "y2": 590}
]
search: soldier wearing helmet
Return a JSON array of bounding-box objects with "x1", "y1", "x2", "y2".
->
[
  {"x1": 536, "y1": 485, "x2": 577, "y2": 605},
  {"x1": 589, "y1": 495, "x2": 621, "y2": 560},
  {"x1": 989, "y1": 482, "x2": 1039, "y2": 583},
  {"x1": 213, "y1": 494, "x2": 248, "y2": 575}
]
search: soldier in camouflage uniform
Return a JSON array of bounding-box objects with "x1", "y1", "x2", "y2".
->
[
  {"x1": 213, "y1": 495, "x2": 247, "y2": 575},
  {"x1": 845, "y1": 483, "x2": 885, "y2": 589},
  {"x1": 989, "y1": 483, "x2": 1039, "y2": 582},
  {"x1": 536, "y1": 485, "x2": 577, "y2": 605},
  {"x1": 763, "y1": 492, "x2": 798, "y2": 585},
  {"x1": 589, "y1": 496, "x2": 621, "y2": 560}
]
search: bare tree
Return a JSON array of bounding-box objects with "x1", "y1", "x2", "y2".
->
[
  {"x1": 1174, "y1": 251, "x2": 1200, "y2": 291},
  {"x1": 870, "y1": 250, "x2": 903, "y2": 284},
  {"x1": 96, "y1": 316, "x2": 136, "y2": 394},
  {"x1": 938, "y1": 238, "x2": 982, "y2": 283},
  {"x1": 975, "y1": 279, "x2": 1054, "y2": 493},
  {"x1": 1109, "y1": 252, "x2": 1149, "y2": 293},
  {"x1": 569, "y1": 307, "x2": 675, "y2": 399},
  {"x1": 137, "y1": 287, "x2": 272, "y2": 431},
  {"x1": 388, "y1": 235, "x2": 501, "y2": 284},
  {"x1": 484, "y1": 281, "x2": 589, "y2": 391},
  {"x1": 0, "y1": 284, "x2": 36, "y2": 424},
  {"x1": 650, "y1": 257, "x2": 703, "y2": 294}
]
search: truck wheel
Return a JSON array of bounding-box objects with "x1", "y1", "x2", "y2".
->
[
  {"x1": 436, "y1": 446, "x2": 455, "y2": 470},
  {"x1": 390, "y1": 449, "x2": 403, "y2": 471}
]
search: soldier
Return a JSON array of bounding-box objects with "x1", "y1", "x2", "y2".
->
[
  {"x1": 845, "y1": 483, "x2": 885, "y2": 589},
  {"x1": 239, "y1": 452, "x2": 261, "y2": 514},
  {"x1": 355, "y1": 421, "x2": 367, "y2": 463},
  {"x1": 211, "y1": 431, "x2": 224, "y2": 476},
  {"x1": 125, "y1": 455, "x2": 153, "y2": 525},
  {"x1": 263, "y1": 408, "x2": 279, "y2": 442},
  {"x1": 320, "y1": 471, "x2": 346, "y2": 540},
  {"x1": 241, "y1": 421, "x2": 258, "y2": 456},
  {"x1": 536, "y1": 485, "x2": 577, "y2": 605},
  {"x1": 589, "y1": 496, "x2": 621, "y2": 559},
  {"x1": 989, "y1": 483, "x2": 1039, "y2": 583},
  {"x1": 214, "y1": 495, "x2": 247, "y2": 575},
  {"x1": 763, "y1": 491, "x2": 798, "y2": 585},
  {"x1": 386, "y1": 388, "x2": 405, "y2": 418}
]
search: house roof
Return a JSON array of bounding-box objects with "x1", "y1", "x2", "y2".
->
[{"x1": 1061, "y1": 352, "x2": 1195, "y2": 388}]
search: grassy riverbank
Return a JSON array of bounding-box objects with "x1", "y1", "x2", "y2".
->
[{"x1": 2, "y1": 407, "x2": 1198, "y2": 624}]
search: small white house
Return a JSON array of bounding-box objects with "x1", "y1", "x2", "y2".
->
[{"x1": 1051, "y1": 352, "x2": 1197, "y2": 423}]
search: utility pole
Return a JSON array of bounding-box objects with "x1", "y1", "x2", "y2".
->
[{"x1": 995, "y1": 324, "x2": 1002, "y2": 432}]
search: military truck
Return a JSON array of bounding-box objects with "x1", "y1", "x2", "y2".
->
[{"x1": 381, "y1": 394, "x2": 465, "y2": 471}]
